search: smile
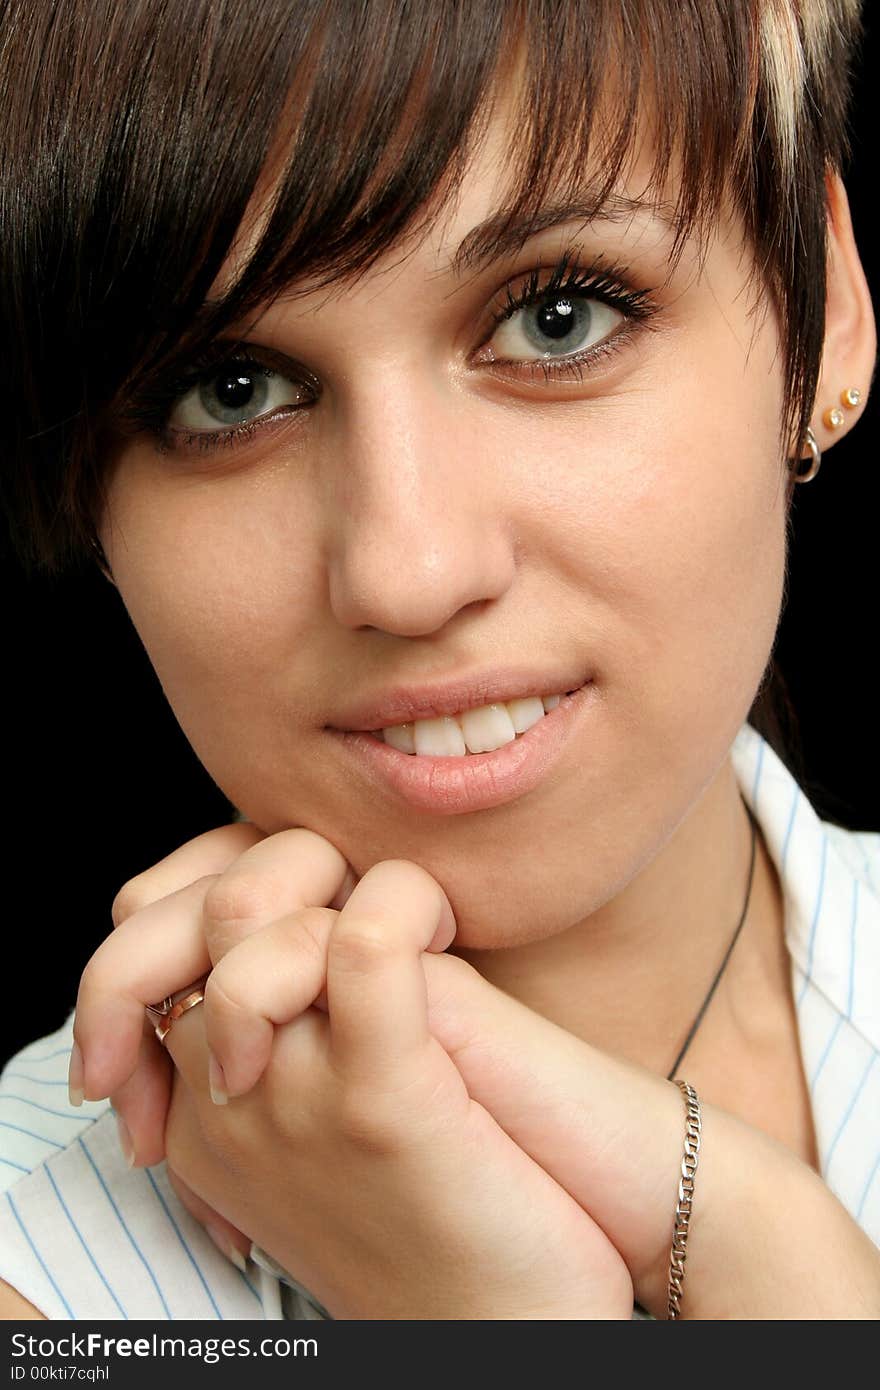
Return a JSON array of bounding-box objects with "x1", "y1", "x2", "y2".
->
[
  {"x1": 373, "y1": 691, "x2": 572, "y2": 756},
  {"x1": 329, "y1": 682, "x2": 594, "y2": 815}
]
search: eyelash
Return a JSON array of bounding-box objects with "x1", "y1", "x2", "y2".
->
[
  {"x1": 485, "y1": 253, "x2": 658, "y2": 384},
  {"x1": 132, "y1": 254, "x2": 658, "y2": 456}
]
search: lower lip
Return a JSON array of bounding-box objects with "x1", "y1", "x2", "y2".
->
[{"x1": 327, "y1": 682, "x2": 594, "y2": 815}]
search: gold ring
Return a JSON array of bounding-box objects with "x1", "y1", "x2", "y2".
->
[{"x1": 146, "y1": 980, "x2": 207, "y2": 1046}]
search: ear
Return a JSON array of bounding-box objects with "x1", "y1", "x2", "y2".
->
[{"x1": 812, "y1": 171, "x2": 877, "y2": 451}]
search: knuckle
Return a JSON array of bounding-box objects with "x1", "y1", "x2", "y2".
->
[
  {"x1": 329, "y1": 917, "x2": 394, "y2": 971},
  {"x1": 202, "y1": 966, "x2": 245, "y2": 1021},
  {"x1": 111, "y1": 872, "x2": 218, "y2": 930},
  {"x1": 287, "y1": 905, "x2": 336, "y2": 962},
  {"x1": 110, "y1": 880, "x2": 150, "y2": 928},
  {"x1": 202, "y1": 871, "x2": 276, "y2": 928}
]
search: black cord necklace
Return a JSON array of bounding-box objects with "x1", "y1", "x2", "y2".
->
[{"x1": 665, "y1": 794, "x2": 759, "y2": 1081}]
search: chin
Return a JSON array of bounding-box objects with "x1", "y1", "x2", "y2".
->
[{"x1": 440, "y1": 897, "x2": 579, "y2": 953}]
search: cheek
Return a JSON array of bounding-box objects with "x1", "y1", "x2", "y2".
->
[
  {"x1": 599, "y1": 426, "x2": 785, "y2": 704},
  {"x1": 526, "y1": 338, "x2": 788, "y2": 747},
  {"x1": 98, "y1": 465, "x2": 318, "y2": 760},
  {"x1": 641, "y1": 419, "x2": 784, "y2": 716}
]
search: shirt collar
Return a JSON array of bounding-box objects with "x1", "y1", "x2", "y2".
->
[{"x1": 732, "y1": 723, "x2": 880, "y2": 1054}]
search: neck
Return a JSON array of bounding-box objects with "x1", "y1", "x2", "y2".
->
[{"x1": 450, "y1": 755, "x2": 787, "y2": 1079}]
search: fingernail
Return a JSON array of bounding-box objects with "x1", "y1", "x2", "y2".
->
[
  {"x1": 68, "y1": 1042, "x2": 84, "y2": 1107},
  {"x1": 115, "y1": 1113, "x2": 135, "y2": 1169},
  {"x1": 205, "y1": 1223, "x2": 247, "y2": 1272},
  {"x1": 208, "y1": 1052, "x2": 228, "y2": 1106}
]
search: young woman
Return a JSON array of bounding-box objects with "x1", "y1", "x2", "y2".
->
[{"x1": 1, "y1": 0, "x2": 878, "y2": 1320}]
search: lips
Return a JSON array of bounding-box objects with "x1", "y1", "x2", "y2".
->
[
  {"x1": 326, "y1": 665, "x2": 591, "y2": 733},
  {"x1": 328, "y1": 682, "x2": 595, "y2": 814}
]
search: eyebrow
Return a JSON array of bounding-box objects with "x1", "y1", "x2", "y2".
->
[
  {"x1": 191, "y1": 192, "x2": 680, "y2": 334},
  {"x1": 448, "y1": 193, "x2": 680, "y2": 277}
]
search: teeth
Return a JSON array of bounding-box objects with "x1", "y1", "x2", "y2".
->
[
  {"x1": 378, "y1": 692, "x2": 568, "y2": 756},
  {"x1": 382, "y1": 722, "x2": 418, "y2": 753},
  {"x1": 415, "y1": 716, "x2": 467, "y2": 757},
  {"x1": 458, "y1": 701, "x2": 516, "y2": 753}
]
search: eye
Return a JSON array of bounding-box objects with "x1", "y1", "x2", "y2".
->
[
  {"x1": 169, "y1": 358, "x2": 312, "y2": 432},
  {"x1": 475, "y1": 256, "x2": 658, "y2": 382},
  {"x1": 488, "y1": 291, "x2": 625, "y2": 363}
]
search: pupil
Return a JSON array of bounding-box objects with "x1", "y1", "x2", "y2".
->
[
  {"x1": 215, "y1": 372, "x2": 255, "y2": 409},
  {"x1": 537, "y1": 297, "x2": 575, "y2": 340}
]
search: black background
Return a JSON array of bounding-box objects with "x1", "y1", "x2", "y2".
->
[{"x1": 2, "y1": 17, "x2": 879, "y2": 1067}]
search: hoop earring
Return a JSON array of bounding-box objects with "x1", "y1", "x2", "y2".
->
[
  {"x1": 792, "y1": 427, "x2": 821, "y2": 484},
  {"x1": 89, "y1": 535, "x2": 115, "y2": 582}
]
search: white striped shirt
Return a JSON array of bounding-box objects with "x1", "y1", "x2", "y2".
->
[{"x1": 1, "y1": 723, "x2": 878, "y2": 1318}]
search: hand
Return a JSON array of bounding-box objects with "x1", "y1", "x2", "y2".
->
[
  {"x1": 72, "y1": 822, "x2": 360, "y2": 1163},
  {"x1": 72, "y1": 821, "x2": 359, "y2": 1261},
  {"x1": 85, "y1": 855, "x2": 634, "y2": 1318},
  {"x1": 73, "y1": 828, "x2": 633, "y2": 1318}
]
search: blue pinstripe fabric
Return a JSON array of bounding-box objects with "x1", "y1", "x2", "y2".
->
[
  {"x1": 76, "y1": 1135, "x2": 174, "y2": 1319},
  {"x1": 797, "y1": 834, "x2": 829, "y2": 1008},
  {"x1": 44, "y1": 1165, "x2": 128, "y2": 1319},
  {"x1": 0, "y1": 1157, "x2": 31, "y2": 1175},
  {"x1": 0, "y1": 1122, "x2": 64, "y2": 1149},
  {"x1": 6, "y1": 1193, "x2": 76, "y2": 1319},
  {"x1": 0, "y1": 723, "x2": 877, "y2": 1318},
  {"x1": 143, "y1": 1168, "x2": 224, "y2": 1319},
  {"x1": 0, "y1": 1095, "x2": 99, "y2": 1124},
  {"x1": 11, "y1": 1049, "x2": 74, "y2": 1066}
]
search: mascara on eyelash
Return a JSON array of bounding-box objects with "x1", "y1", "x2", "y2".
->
[{"x1": 492, "y1": 251, "x2": 657, "y2": 329}]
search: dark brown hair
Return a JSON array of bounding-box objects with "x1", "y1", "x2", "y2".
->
[{"x1": 0, "y1": 0, "x2": 863, "y2": 584}]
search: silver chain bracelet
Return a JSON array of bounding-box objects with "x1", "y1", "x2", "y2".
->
[{"x1": 667, "y1": 1079, "x2": 702, "y2": 1319}]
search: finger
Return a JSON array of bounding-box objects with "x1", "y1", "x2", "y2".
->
[
  {"x1": 73, "y1": 876, "x2": 217, "y2": 1100},
  {"x1": 203, "y1": 907, "x2": 338, "y2": 1099},
  {"x1": 84, "y1": 823, "x2": 262, "y2": 1139},
  {"x1": 327, "y1": 860, "x2": 456, "y2": 1081},
  {"x1": 109, "y1": 1018, "x2": 174, "y2": 1168},
  {"x1": 200, "y1": 828, "x2": 356, "y2": 966},
  {"x1": 166, "y1": 1167, "x2": 252, "y2": 1271},
  {"x1": 164, "y1": 981, "x2": 327, "y2": 1106},
  {"x1": 111, "y1": 822, "x2": 266, "y2": 927}
]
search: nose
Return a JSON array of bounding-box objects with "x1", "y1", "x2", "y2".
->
[{"x1": 322, "y1": 376, "x2": 516, "y2": 636}]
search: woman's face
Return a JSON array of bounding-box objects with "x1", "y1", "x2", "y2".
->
[{"x1": 100, "y1": 99, "x2": 788, "y2": 949}]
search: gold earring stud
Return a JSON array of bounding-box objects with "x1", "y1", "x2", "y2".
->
[
  {"x1": 840, "y1": 387, "x2": 861, "y2": 409},
  {"x1": 823, "y1": 406, "x2": 845, "y2": 430}
]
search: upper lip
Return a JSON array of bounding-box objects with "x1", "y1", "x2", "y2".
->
[{"x1": 326, "y1": 666, "x2": 591, "y2": 732}]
